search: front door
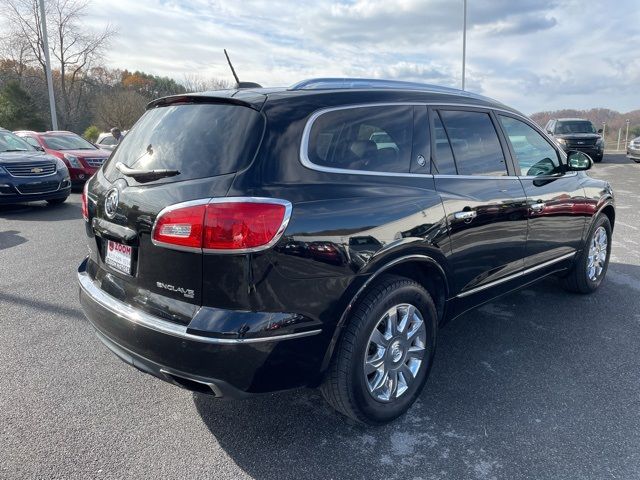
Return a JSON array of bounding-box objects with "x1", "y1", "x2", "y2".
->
[
  {"x1": 431, "y1": 107, "x2": 529, "y2": 296},
  {"x1": 496, "y1": 114, "x2": 586, "y2": 268}
]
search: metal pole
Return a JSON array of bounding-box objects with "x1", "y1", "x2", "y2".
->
[
  {"x1": 461, "y1": 0, "x2": 467, "y2": 90},
  {"x1": 625, "y1": 119, "x2": 629, "y2": 146},
  {"x1": 39, "y1": 0, "x2": 58, "y2": 130},
  {"x1": 617, "y1": 128, "x2": 621, "y2": 151},
  {"x1": 602, "y1": 123, "x2": 606, "y2": 149}
]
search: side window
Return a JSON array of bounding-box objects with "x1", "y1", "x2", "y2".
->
[
  {"x1": 431, "y1": 112, "x2": 457, "y2": 174},
  {"x1": 439, "y1": 110, "x2": 507, "y2": 176},
  {"x1": 498, "y1": 115, "x2": 561, "y2": 176},
  {"x1": 307, "y1": 106, "x2": 413, "y2": 173}
]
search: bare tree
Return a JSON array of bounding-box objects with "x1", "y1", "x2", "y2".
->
[
  {"x1": 182, "y1": 73, "x2": 232, "y2": 93},
  {"x1": 95, "y1": 89, "x2": 147, "y2": 130},
  {"x1": 0, "y1": 0, "x2": 115, "y2": 129}
]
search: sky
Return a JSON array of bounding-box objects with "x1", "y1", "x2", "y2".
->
[{"x1": 85, "y1": 0, "x2": 640, "y2": 114}]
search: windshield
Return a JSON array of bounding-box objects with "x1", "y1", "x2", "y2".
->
[
  {"x1": 555, "y1": 121, "x2": 596, "y2": 134},
  {"x1": 0, "y1": 131, "x2": 35, "y2": 152},
  {"x1": 42, "y1": 134, "x2": 97, "y2": 150},
  {"x1": 103, "y1": 103, "x2": 264, "y2": 184}
]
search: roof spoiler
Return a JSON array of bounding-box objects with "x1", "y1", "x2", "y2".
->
[{"x1": 146, "y1": 94, "x2": 255, "y2": 110}]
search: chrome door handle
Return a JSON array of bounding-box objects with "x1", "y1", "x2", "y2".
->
[
  {"x1": 453, "y1": 210, "x2": 477, "y2": 221},
  {"x1": 530, "y1": 202, "x2": 546, "y2": 212}
]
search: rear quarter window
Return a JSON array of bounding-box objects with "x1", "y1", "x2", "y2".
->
[
  {"x1": 103, "y1": 103, "x2": 264, "y2": 184},
  {"x1": 306, "y1": 105, "x2": 413, "y2": 173}
]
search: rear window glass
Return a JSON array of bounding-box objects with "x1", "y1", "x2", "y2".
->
[
  {"x1": 439, "y1": 110, "x2": 507, "y2": 176},
  {"x1": 103, "y1": 103, "x2": 263, "y2": 184},
  {"x1": 307, "y1": 106, "x2": 413, "y2": 173}
]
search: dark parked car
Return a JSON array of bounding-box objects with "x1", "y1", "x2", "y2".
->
[
  {"x1": 0, "y1": 128, "x2": 71, "y2": 205},
  {"x1": 627, "y1": 136, "x2": 640, "y2": 163},
  {"x1": 15, "y1": 130, "x2": 111, "y2": 188},
  {"x1": 78, "y1": 78, "x2": 615, "y2": 424},
  {"x1": 544, "y1": 118, "x2": 604, "y2": 162}
]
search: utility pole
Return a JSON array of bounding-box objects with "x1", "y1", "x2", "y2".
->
[
  {"x1": 617, "y1": 128, "x2": 622, "y2": 151},
  {"x1": 602, "y1": 122, "x2": 606, "y2": 149},
  {"x1": 625, "y1": 119, "x2": 630, "y2": 146},
  {"x1": 39, "y1": 0, "x2": 58, "y2": 130},
  {"x1": 461, "y1": 0, "x2": 467, "y2": 90}
]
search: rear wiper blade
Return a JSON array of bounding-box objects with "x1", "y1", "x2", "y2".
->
[{"x1": 116, "y1": 162, "x2": 180, "y2": 183}]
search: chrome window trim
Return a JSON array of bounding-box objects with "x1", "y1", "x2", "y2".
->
[
  {"x1": 78, "y1": 269, "x2": 321, "y2": 344},
  {"x1": 150, "y1": 196, "x2": 293, "y2": 254},
  {"x1": 299, "y1": 102, "x2": 560, "y2": 179},
  {"x1": 456, "y1": 252, "x2": 575, "y2": 298}
]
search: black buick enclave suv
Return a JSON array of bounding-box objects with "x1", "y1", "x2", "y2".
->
[{"x1": 78, "y1": 78, "x2": 615, "y2": 424}]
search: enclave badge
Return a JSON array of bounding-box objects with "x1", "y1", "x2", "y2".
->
[{"x1": 104, "y1": 188, "x2": 119, "y2": 218}]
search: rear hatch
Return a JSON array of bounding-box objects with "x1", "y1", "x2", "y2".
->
[{"x1": 84, "y1": 95, "x2": 266, "y2": 324}]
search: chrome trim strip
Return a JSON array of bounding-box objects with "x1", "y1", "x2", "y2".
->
[
  {"x1": 15, "y1": 181, "x2": 62, "y2": 195},
  {"x1": 456, "y1": 252, "x2": 575, "y2": 298},
  {"x1": 150, "y1": 197, "x2": 293, "y2": 255},
  {"x1": 299, "y1": 102, "x2": 551, "y2": 178},
  {"x1": 78, "y1": 269, "x2": 321, "y2": 344}
]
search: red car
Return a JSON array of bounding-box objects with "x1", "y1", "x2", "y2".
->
[{"x1": 14, "y1": 130, "x2": 111, "y2": 188}]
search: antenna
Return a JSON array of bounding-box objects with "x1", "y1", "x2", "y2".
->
[
  {"x1": 223, "y1": 49, "x2": 262, "y2": 89},
  {"x1": 224, "y1": 49, "x2": 241, "y2": 87}
]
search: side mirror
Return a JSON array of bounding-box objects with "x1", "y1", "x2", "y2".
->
[
  {"x1": 546, "y1": 130, "x2": 553, "y2": 134},
  {"x1": 597, "y1": 128, "x2": 603, "y2": 134},
  {"x1": 567, "y1": 150, "x2": 593, "y2": 171},
  {"x1": 35, "y1": 145, "x2": 45, "y2": 152}
]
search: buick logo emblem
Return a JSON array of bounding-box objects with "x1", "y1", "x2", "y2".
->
[{"x1": 104, "y1": 188, "x2": 119, "y2": 218}]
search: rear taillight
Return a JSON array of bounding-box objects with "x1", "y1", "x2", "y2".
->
[
  {"x1": 151, "y1": 198, "x2": 292, "y2": 253},
  {"x1": 81, "y1": 181, "x2": 89, "y2": 221}
]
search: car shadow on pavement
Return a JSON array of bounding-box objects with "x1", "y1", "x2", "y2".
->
[
  {"x1": 0, "y1": 229, "x2": 27, "y2": 251},
  {"x1": 194, "y1": 262, "x2": 640, "y2": 480},
  {"x1": 0, "y1": 290, "x2": 86, "y2": 322},
  {"x1": 0, "y1": 199, "x2": 81, "y2": 222},
  {"x1": 601, "y1": 153, "x2": 635, "y2": 164}
]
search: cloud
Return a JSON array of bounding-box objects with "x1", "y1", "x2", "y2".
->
[{"x1": 68, "y1": 0, "x2": 640, "y2": 114}]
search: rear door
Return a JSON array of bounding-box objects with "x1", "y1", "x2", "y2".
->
[
  {"x1": 431, "y1": 107, "x2": 528, "y2": 296},
  {"x1": 496, "y1": 113, "x2": 586, "y2": 268},
  {"x1": 85, "y1": 99, "x2": 265, "y2": 324}
]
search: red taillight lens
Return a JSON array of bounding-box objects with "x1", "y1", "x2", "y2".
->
[
  {"x1": 152, "y1": 203, "x2": 206, "y2": 249},
  {"x1": 81, "y1": 182, "x2": 89, "y2": 221},
  {"x1": 151, "y1": 199, "x2": 290, "y2": 252},
  {"x1": 203, "y1": 202, "x2": 287, "y2": 250}
]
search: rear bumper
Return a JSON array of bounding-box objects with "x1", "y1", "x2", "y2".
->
[{"x1": 77, "y1": 260, "x2": 328, "y2": 396}]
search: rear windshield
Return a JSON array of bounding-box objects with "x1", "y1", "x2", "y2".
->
[{"x1": 103, "y1": 103, "x2": 264, "y2": 184}]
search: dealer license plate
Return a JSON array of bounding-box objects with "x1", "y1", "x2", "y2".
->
[{"x1": 105, "y1": 240, "x2": 132, "y2": 275}]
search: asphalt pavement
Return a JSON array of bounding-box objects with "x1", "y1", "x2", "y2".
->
[{"x1": 1, "y1": 153, "x2": 639, "y2": 480}]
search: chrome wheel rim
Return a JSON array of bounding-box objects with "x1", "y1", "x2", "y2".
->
[
  {"x1": 364, "y1": 303, "x2": 427, "y2": 402},
  {"x1": 587, "y1": 226, "x2": 608, "y2": 282}
]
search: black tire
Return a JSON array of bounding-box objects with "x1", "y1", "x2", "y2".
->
[
  {"x1": 320, "y1": 274, "x2": 437, "y2": 425},
  {"x1": 593, "y1": 155, "x2": 603, "y2": 163},
  {"x1": 561, "y1": 215, "x2": 612, "y2": 294},
  {"x1": 46, "y1": 196, "x2": 68, "y2": 205}
]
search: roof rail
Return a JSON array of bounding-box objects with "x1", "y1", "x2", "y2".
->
[{"x1": 288, "y1": 77, "x2": 498, "y2": 102}]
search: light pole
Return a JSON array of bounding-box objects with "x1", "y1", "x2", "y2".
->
[
  {"x1": 601, "y1": 122, "x2": 606, "y2": 149},
  {"x1": 461, "y1": 0, "x2": 467, "y2": 90},
  {"x1": 39, "y1": 0, "x2": 58, "y2": 130},
  {"x1": 625, "y1": 119, "x2": 630, "y2": 146}
]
